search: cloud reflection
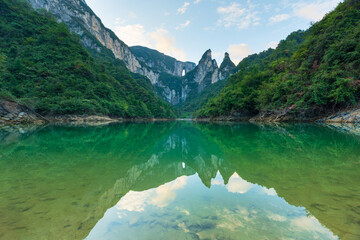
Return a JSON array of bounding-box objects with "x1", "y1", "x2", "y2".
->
[{"x1": 116, "y1": 176, "x2": 187, "y2": 216}]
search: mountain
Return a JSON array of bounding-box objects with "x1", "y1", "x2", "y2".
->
[
  {"x1": 174, "y1": 51, "x2": 236, "y2": 114},
  {"x1": 147, "y1": 49, "x2": 236, "y2": 106},
  {"x1": 25, "y1": 0, "x2": 235, "y2": 108},
  {"x1": 219, "y1": 52, "x2": 237, "y2": 81},
  {"x1": 0, "y1": 0, "x2": 174, "y2": 118},
  {"x1": 27, "y1": 0, "x2": 160, "y2": 83},
  {"x1": 130, "y1": 46, "x2": 196, "y2": 77},
  {"x1": 197, "y1": 0, "x2": 360, "y2": 121}
]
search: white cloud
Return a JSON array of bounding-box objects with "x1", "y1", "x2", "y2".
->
[
  {"x1": 266, "y1": 41, "x2": 279, "y2": 49},
  {"x1": 114, "y1": 24, "x2": 186, "y2": 61},
  {"x1": 151, "y1": 28, "x2": 187, "y2": 61},
  {"x1": 177, "y1": 2, "x2": 190, "y2": 15},
  {"x1": 268, "y1": 213, "x2": 287, "y2": 222},
  {"x1": 293, "y1": 0, "x2": 341, "y2": 22},
  {"x1": 194, "y1": 0, "x2": 201, "y2": 4},
  {"x1": 217, "y1": 3, "x2": 260, "y2": 30},
  {"x1": 226, "y1": 173, "x2": 253, "y2": 194},
  {"x1": 269, "y1": 13, "x2": 291, "y2": 23},
  {"x1": 151, "y1": 176, "x2": 187, "y2": 207},
  {"x1": 116, "y1": 176, "x2": 188, "y2": 214},
  {"x1": 262, "y1": 187, "x2": 277, "y2": 196},
  {"x1": 115, "y1": 24, "x2": 152, "y2": 47},
  {"x1": 176, "y1": 20, "x2": 191, "y2": 30},
  {"x1": 227, "y1": 44, "x2": 254, "y2": 64}
]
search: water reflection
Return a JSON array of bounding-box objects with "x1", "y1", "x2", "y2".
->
[
  {"x1": 86, "y1": 172, "x2": 338, "y2": 240},
  {"x1": 0, "y1": 122, "x2": 359, "y2": 240}
]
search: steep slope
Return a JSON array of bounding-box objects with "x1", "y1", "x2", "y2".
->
[
  {"x1": 219, "y1": 52, "x2": 236, "y2": 81},
  {"x1": 130, "y1": 46, "x2": 196, "y2": 77},
  {"x1": 27, "y1": 0, "x2": 160, "y2": 83},
  {"x1": 176, "y1": 51, "x2": 236, "y2": 115},
  {"x1": 198, "y1": 0, "x2": 360, "y2": 120},
  {"x1": 151, "y1": 50, "x2": 236, "y2": 106},
  {"x1": 0, "y1": 0, "x2": 174, "y2": 118}
]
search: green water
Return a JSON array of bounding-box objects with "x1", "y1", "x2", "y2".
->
[{"x1": 0, "y1": 122, "x2": 359, "y2": 240}]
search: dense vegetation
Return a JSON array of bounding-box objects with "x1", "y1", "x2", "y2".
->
[
  {"x1": 197, "y1": 0, "x2": 360, "y2": 118},
  {"x1": 178, "y1": 79, "x2": 228, "y2": 117},
  {"x1": 0, "y1": 0, "x2": 175, "y2": 118}
]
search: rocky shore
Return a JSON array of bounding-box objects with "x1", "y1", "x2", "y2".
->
[
  {"x1": 196, "y1": 106, "x2": 360, "y2": 124},
  {"x1": 2, "y1": 99, "x2": 360, "y2": 125},
  {"x1": 0, "y1": 100, "x2": 46, "y2": 125},
  {"x1": 0, "y1": 100, "x2": 175, "y2": 126}
]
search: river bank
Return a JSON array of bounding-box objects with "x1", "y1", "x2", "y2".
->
[
  {"x1": 1, "y1": 99, "x2": 360, "y2": 125},
  {"x1": 195, "y1": 106, "x2": 360, "y2": 124},
  {"x1": 0, "y1": 100, "x2": 175, "y2": 125}
]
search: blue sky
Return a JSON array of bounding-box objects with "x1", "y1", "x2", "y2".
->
[{"x1": 86, "y1": 0, "x2": 342, "y2": 65}]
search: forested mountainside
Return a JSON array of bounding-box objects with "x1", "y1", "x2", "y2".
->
[
  {"x1": 130, "y1": 46, "x2": 196, "y2": 78},
  {"x1": 0, "y1": 0, "x2": 175, "y2": 118},
  {"x1": 27, "y1": 0, "x2": 161, "y2": 83},
  {"x1": 131, "y1": 47, "x2": 237, "y2": 107},
  {"x1": 197, "y1": 0, "x2": 360, "y2": 120}
]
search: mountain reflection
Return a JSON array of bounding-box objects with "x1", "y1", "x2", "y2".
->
[{"x1": 0, "y1": 122, "x2": 359, "y2": 240}]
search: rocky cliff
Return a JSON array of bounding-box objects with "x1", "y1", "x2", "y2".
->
[
  {"x1": 130, "y1": 46, "x2": 196, "y2": 77},
  {"x1": 184, "y1": 50, "x2": 236, "y2": 92},
  {"x1": 179, "y1": 50, "x2": 236, "y2": 102},
  {"x1": 149, "y1": 50, "x2": 236, "y2": 105},
  {"x1": 27, "y1": 0, "x2": 160, "y2": 83},
  {"x1": 219, "y1": 52, "x2": 236, "y2": 81}
]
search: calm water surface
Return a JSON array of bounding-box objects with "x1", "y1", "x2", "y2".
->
[{"x1": 0, "y1": 122, "x2": 359, "y2": 240}]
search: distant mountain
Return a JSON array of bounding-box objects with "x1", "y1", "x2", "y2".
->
[
  {"x1": 0, "y1": 0, "x2": 175, "y2": 118},
  {"x1": 197, "y1": 0, "x2": 360, "y2": 121},
  {"x1": 152, "y1": 50, "x2": 237, "y2": 106},
  {"x1": 130, "y1": 46, "x2": 196, "y2": 77}
]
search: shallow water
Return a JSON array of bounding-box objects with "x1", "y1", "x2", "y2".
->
[{"x1": 0, "y1": 122, "x2": 359, "y2": 240}]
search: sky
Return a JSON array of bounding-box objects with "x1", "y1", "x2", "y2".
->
[{"x1": 85, "y1": 0, "x2": 343, "y2": 65}]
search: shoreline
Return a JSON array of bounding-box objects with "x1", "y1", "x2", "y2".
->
[{"x1": 1, "y1": 99, "x2": 359, "y2": 125}]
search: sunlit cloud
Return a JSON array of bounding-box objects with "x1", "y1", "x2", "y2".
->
[
  {"x1": 114, "y1": 24, "x2": 187, "y2": 61},
  {"x1": 227, "y1": 44, "x2": 254, "y2": 65},
  {"x1": 151, "y1": 28, "x2": 187, "y2": 61},
  {"x1": 266, "y1": 41, "x2": 279, "y2": 49}
]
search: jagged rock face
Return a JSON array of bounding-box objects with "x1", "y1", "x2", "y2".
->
[
  {"x1": 219, "y1": 52, "x2": 236, "y2": 81},
  {"x1": 130, "y1": 46, "x2": 196, "y2": 77},
  {"x1": 154, "y1": 50, "x2": 237, "y2": 105},
  {"x1": 178, "y1": 50, "x2": 236, "y2": 103},
  {"x1": 27, "y1": 0, "x2": 160, "y2": 84},
  {"x1": 189, "y1": 50, "x2": 220, "y2": 92}
]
